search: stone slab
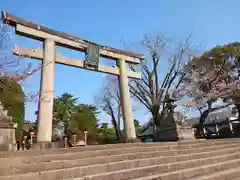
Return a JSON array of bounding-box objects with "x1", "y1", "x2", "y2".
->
[
  {"x1": 0, "y1": 140, "x2": 238, "y2": 167},
  {"x1": 188, "y1": 166, "x2": 240, "y2": 180},
  {"x1": 1, "y1": 139, "x2": 240, "y2": 180},
  {"x1": 0, "y1": 138, "x2": 237, "y2": 158},
  {"x1": 131, "y1": 159, "x2": 240, "y2": 180},
  {"x1": 1, "y1": 143, "x2": 239, "y2": 176},
  {"x1": 65, "y1": 153, "x2": 240, "y2": 180}
]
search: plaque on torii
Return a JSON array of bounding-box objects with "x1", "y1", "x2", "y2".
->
[{"x1": 2, "y1": 11, "x2": 143, "y2": 143}]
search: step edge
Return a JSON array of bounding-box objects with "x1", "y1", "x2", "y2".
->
[
  {"x1": 130, "y1": 158, "x2": 240, "y2": 180},
  {"x1": 0, "y1": 140, "x2": 239, "y2": 161},
  {"x1": 2, "y1": 148, "x2": 240, "y2": 179},
  {"x1": 0, "y1": 144, "x2": 240, "y2": 168}
]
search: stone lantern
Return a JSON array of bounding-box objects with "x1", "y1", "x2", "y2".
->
[{"x1": 0, "y1": 102, "x2": 17, "y2": 151}]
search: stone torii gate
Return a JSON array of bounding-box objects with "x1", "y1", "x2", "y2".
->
[{"x1": 2, "y1": 11, "x2": 143, "y2": 143}]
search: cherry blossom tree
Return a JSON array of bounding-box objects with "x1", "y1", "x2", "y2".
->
[
  {"x1": 181, "y1": 42, "x2": 240, "y2": 134},
  {"x1": 0, "y1": 23, "x2": 47, "y2": 104}
]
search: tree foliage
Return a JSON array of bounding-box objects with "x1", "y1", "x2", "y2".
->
[
  {"x1": 0, "y1": 77, "x2": 25, "y2": 141},
  {"x1": 0, "y1": 23, "x2": 32, "y2": 142},
  {"x1": 53, "y1": 93, "x2": 99, "y2": 140},
  {"x1": 98, "y1": 122, "x2": 118, "y2": 144},
  {"x1": 70, "y1": 104, "x2": 98, "y2": 139},
  {"x1": 180, "y1": 42, "x2": 240, "y2": 135},
  {"x1": 96, "y1": 76, "x2": 122, "y2": 141},
  {"x1": 0, "y1": 23, "x2": 44, "y2": 143}
]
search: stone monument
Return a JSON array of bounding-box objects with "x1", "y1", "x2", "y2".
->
[
  {"x1": 175, "y1": 119, "x2": 196, "y2": 141},
  {"x1": 155, "y1": 112, "x2": 195, "y2": 141},
  {"x1": 0, "y1": 102, "x2": 17, "y2": 151},
  {"x1": 155, "y1": 112, "x2": 179, "y2": 141}
]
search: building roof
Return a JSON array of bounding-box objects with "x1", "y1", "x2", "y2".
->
[
  {"x1": 23, "y1": 122, "x2": 36, "y2": 132},
  {"x1": 186, "y1": 106, "x2": 237, "y2": 125},
  {"x1": 138, "y1": 106, "x2": 237, "y2": 137}
]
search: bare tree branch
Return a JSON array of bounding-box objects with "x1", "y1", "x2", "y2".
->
[
  {"x1": 95, "y1": 76, "x2": 122, "y2": 141},
  {"x1": 126, "y1": 34, "x2": 194, "y2": 129}
]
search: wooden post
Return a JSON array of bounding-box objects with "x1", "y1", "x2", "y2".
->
[
  {"x1": 229, "y1": 120, "x2": 233, "y2": 133},
  {"x1": 203, "y1": 126, "x2": 206, "y2": 136},
  {"x1": 84, "y1": 130, "x2": 88, "y2": 146},
  {"x1": 64, "y1": 137, "x2": 68, "y2": 148},
  {"x1": 23, "y1": 136, "x2": 27, "y2": 150},
  {"x1": 30, "y1": 132, "x2": 34, "y2": 149},
  {"x1": 215, "y1": 124, "x2": 219, "y2": 135},
  {"x1": 73, "y1": 134, "x2": 77, "y2": 147}
]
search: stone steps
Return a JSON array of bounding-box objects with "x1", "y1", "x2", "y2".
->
[
  {"x1": 0, "y1": 140, "x2": 196, "y2": 158},
  {"x1": 63, "y1": 153, "x2": 240, "y2": 180},
  {"x1": 0, "y1": 139, "x2": 235, "y2": 167},
  {"x1": 1, "y1": 139, "x2": 240, "y2": 180},
  {"x1": 188, "y1": 167, "x2": 240, "y2": 180},
  {"x1": 0, "y1": 143, "x2": 239, "y2": 177},
  {"x1": 128, "y1": 159, "x2": 240, "y2": 180},
  {"x1": 0, "y1": 142, "x2": 239, "y2": 177},
  {"x1": 0, "y1": 138, "x2": 233, "y2": 158}
]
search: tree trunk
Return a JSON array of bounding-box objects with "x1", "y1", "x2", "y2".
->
[
  {"x1": 108, "y1": 106, "x2": 121, "y2": 142},
  {"x1": 112, "y1": 115, "x2": 121, "y2": 142},
  {"x1": 197, "y1": 109, "x2": 211, "y2": 136},
  {"x1": 117, "y1": 104, "x2": 122, "y2": 136},
  {"x1": 151, "y1": 106, "x2": 160, "y2": 142},
  {"x1": 235, "y1": 103, "x2": 240, "y2": 121}
]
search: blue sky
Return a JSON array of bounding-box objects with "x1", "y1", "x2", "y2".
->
[{"x1": 1, "y1": 0, "x2": 240, "y2": 125}]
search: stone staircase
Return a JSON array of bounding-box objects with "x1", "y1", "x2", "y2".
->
[{"x1": 0, "y1": 139, "x2": 240, "y2": 180}]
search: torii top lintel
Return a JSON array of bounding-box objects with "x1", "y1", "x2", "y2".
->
[{"x1": 1, "y1": 11, "x2": 144, "y2": 63}]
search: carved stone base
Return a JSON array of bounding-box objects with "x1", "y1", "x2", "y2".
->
[
  {"x1": 0, "y1": 101, "x2": 17, "y2": 151},
  {"x1": 155, "y1": 125, "x2": 195, "y2": 142},
  {"x1": 155, "y1": 127, "x2": 179, "y2": 141},
  {"x1": 0, "y1": 128, "x2": 17, "y2": 151},
  {"x1": 177, "y1": 125, "x2": 196, "y2": 141}
]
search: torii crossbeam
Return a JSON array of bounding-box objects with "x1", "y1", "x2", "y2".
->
[{"x1": 2, "y1": 11, "x2": 143, "y2": 143}]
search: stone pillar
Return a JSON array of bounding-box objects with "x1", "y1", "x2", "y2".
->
[
  {"x1": 215, "y1": 124, "x2": 219, "y2": 135},
  {"x1": 117, "y1": 59, "x2": 136, "y2": 141},
  {"x1": 36, "y1": 39, "x2": 55, "y2": 143},
  {"x1": 203, "y1": 126, "x2": 206, "y2": 135},
  {"x1": 229, "y1": 121, "x2": 233, "y2": 133}
]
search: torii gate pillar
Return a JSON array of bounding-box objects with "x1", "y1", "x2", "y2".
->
[
  {"x1": 118, "y1": 59, "x2": 136, "y2": 140},
  {"x1": 37, "y1": 39, "x2": 55, "y2": 142}
]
